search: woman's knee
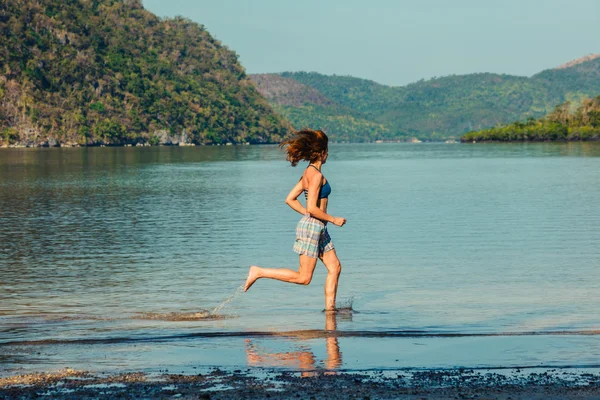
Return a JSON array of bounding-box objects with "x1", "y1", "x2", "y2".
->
[
  {"x1": 297, "y1": 274, "x2": 313, "y2": 285},
  {"x1": 328, "y1": 261, "x2": 342, "y2": 276},
  {"x1": 298, "y1": 254, "x2": 317, "y2": 285}
]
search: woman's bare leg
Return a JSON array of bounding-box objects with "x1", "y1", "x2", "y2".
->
[
  {"x1": 244, "y1": 255, "x2": 318, "y2": 292},
  {"x1": 320, "y1": 249, "x2": 342, "y2": 311}
]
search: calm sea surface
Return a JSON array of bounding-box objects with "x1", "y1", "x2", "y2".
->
[{"x1": 1, "y1": 143, "x2": 600, "y2": 375}]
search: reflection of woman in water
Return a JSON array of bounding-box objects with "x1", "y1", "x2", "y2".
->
[
  {"x1": 244, "y1": 129, "x2": 347, "y2": 311},
  {"x1": 245, "y1": 311, "x2": 342, "y2": 374}
]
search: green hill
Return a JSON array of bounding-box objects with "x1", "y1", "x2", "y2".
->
[
  {"x1": 0, "y1": 0, "x2": 290, "y2": 147},
  {"x1": 461, "y1": 96, "x2": 600, "y2": 142},
  {"x1": 251, "y1": 74, "x2": 390, "y2": 142},
  {"x1": 251, "y1": 55, "x2": 600, "y2": 141}
]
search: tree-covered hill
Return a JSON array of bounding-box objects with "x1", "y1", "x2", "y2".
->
[
  {"x1": 251, "y1": 55, "x2": 600, "y2": 141},
  {"x1": 251, "y1": 74, "x2": 391, "y2": 142},
  {"x1": 0, "y1": 0, "x2": 291, "y2": 146},
  {"x1": 461, "y1": 96, "x2": 600, "y2": 142}
]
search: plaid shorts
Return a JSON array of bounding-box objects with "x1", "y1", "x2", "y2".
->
[{"x1": 293, "y1": 215, "x2": 334, "y2": 259}]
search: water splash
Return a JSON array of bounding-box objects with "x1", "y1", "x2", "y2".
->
[
  {"x1": 211, "y1": 284, "x2": 244, "y2": 316},
  {"x1": 336, "y1": 295, "x2": 355, "y2": 313},
  {"x1": 132, "y1": 285, "x2": 244, "y2": 322}
]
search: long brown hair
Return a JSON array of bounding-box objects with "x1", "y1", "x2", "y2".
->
[{"x1": 279, "y1": 129, "x2": 328, "y2": 167}]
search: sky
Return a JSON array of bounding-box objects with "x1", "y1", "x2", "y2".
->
[{"x1": 142, "y1": 0, "x2": 600, "y2": 87}]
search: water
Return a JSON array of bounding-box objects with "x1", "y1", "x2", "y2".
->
[{"x1": 1, "y1": 143, "x2": 600, "y2": 376}]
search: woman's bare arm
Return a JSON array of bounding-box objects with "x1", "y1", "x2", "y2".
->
[{"x1": 285, "y1": 179, "x2": 307, "y2": 215}]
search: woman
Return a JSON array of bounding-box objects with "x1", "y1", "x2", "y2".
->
[{"x1": 244, "y1": 129, "x2": 346, "y2": 311}]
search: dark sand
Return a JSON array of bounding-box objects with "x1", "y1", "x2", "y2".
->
[{"x1": 2, "y1": 368, "x2": 600, "y2": 399}]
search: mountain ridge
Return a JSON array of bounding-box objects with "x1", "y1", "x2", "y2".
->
[
  {"x1": 251, "y1": 56, "x2": 600, "y2": 141},
  {"x1": 554, "y1": 53, "x2": 600, "y2": 70}
]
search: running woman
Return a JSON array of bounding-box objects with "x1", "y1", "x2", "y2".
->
[{"x1": 244, "y1": 129, "x2": 347, "y2": 311}]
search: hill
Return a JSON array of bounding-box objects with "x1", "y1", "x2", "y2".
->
[
  {"x1": 251, "y1": 74, "x2": 390, "y2": 142},
  {"x1": 0, "y1": 0, "x2": 290, "y2": 147},
  {"x1": 461, "y1": 96, "x2": 600, "y2": 142},
  {"x1": 250, "y1": 55, "x2": 600, "y2": 141}
]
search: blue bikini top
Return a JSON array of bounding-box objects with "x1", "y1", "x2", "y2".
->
[{"x1": 303, "y1": 164, "x2": 331, "y2": 199}]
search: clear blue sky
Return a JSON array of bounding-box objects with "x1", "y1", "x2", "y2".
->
[{"x1": 142, "y1": 0, "x2": 600, "y2": 87}]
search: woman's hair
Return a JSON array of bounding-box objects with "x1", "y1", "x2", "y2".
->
[{"x1": 279, "y1": 129, "x2": 329, "y2": 167}]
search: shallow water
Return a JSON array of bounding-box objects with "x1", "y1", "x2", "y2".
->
[{"x1": 1, "y1": 143, "x2": 600, "y2": 375}]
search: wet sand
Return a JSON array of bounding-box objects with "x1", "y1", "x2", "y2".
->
[{"x1": 2, "y1": 368, "x2": 600, "y2": 399}]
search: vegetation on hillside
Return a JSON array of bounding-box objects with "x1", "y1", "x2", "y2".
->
[
  {"x1": 252, "y1": 56, "x2": 600, "y2": 141},
  {"x1": 274, "y1": 104, "x2": 391, "y2": 143},
  {"x1": 461, "y1": 96, "x2": 600, "y2": 142},
  {"x1": 251, "y1": 74, "x2": 392, "y2": 141},
  {"x1": 0, "y1": 0, "x2": 290, "y2": 146}
]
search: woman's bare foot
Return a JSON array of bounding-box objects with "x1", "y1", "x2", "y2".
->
[{"x1": 244, "y1": 266, "x2": 261, "y2": 292}]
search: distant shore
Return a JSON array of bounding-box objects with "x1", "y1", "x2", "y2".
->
[
  {"x1": 2, "y1": 368, "x2": 600, "y2": 399},
  {"x1": 461, "y1": 138, "x2": 600, "y2": 143},
  {"x1": 4, "y1": 138, "x2": 600, "y2": 149},
  {"x1": 0, "y1": 139, "x2": 450, "y2": 148},
  {"x1": 0, "y1": 141, "x2": 248, "y2": 149},
  {"x1": 0, "y1": 142, "x2": 272, "y2": 149}
]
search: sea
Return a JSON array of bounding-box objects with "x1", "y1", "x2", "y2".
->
[{"x1": 1, "y1": 142, "x2": 600, "y2": 376}]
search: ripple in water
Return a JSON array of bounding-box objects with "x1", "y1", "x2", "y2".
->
[{"x1": 133, "y1": 311, "x2": 227, "y2": 321}]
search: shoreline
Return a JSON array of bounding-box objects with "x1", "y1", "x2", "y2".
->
[
  {"x1": 4, "y1": 140, "x2": 600, "y2": 149},
  {"x1": 0, "y1": 142, "x2": 239, "y2": 149},
  {"x1": 2, "y1": 367, "x2": 600, "y2": 399},
  {"x1": 461, "y1": 138, "x2": 600, "y2": 143}
]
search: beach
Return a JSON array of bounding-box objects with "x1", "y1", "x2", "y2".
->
[{"x1": 3, "y1": 368, "x2": 600, "y2": 399}]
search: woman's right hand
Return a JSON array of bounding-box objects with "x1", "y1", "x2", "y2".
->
[{"x1": 332, "y1": 217, "x2": 347, "y2": 227}]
